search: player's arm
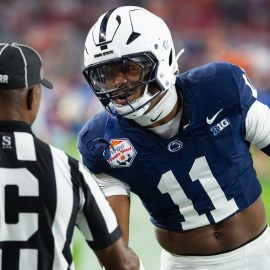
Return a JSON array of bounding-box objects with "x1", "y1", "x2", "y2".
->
[
  {"x1": 106, "y1": 195, "x2": 130, "y2": 245},
  {"x1": 228, "y1": 63, "x2": 270, "y2": 155},
  {"x1": 77, "y1": 139, "x2": 132, "y2": 243},
  {"x1": 93, "y1": 173, "x2": 131, "y2": 245},
  {"x1": 244, "y1": 100, "x2": 270, "y2": 156}
]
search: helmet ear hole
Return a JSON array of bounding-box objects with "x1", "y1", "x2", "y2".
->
[{"x1": 149, "y1": 81, "x2": 162, "y2": 93}]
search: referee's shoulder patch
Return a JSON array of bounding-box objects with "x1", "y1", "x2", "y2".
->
[{"x1": 2, "y1": 135, "x2": 12, "y2": 149}]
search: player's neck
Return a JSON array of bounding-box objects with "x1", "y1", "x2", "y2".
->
[
  {"x1": 133, "y1": 85, "x2": 181, "y2": 128},
  {"x1": 143, "y1": 90, "x2": 183, "y2": 128}
]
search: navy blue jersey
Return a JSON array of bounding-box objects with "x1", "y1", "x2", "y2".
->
[{"x1": 78, "y1": 62, "x2": 262, "y2": 232}]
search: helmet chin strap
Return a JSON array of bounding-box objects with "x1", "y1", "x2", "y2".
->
[{"x1": 133, "y1": 85, "x2": 178, "y2": 127}]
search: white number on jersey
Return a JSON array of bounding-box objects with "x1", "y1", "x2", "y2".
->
[{"x1": 158, "y1": 156, "x2": 239, "y2": 230}]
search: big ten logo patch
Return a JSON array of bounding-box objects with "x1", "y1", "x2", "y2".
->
[
  {"x1": 107, "y1": 139, "x2": 137, "y2": 168},
  {"x1": 2, "y1": 136, "x2": 12, "y2": 149},
  {"x1": 210, "y1": 118, "x2": 230, "y2": 136}
]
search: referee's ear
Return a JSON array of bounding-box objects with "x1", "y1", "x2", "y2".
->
[
  {"x1": 26, "y1": 84, "x2": 40, "y2": 111},
  {"x1": 25, "y1": 84, "x2": 42, "y2": 125},
  {"x1": 26, "y1": 87, "x2": 35, "y2": 110}
]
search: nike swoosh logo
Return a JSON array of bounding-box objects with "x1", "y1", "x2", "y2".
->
[
  {"x1": 206, "y1": 108, "x2": 223, "y2": 125},
  {"x1": 151, "y1": 111, "x2": 163, "y2": 122}
]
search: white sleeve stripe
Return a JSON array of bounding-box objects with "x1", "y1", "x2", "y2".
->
[
  {"x1": 245, "y1": 100, "x2": 270, "y2": 149},
  {"x1": 76, "y1": 205, "x2": 94, "y2": 241},
  {"x1": 102, "y1": 187, "x2": 130, "y2": 197},
  {"x1": 50, "y1": 146, "x2": 73, "y2": 270},
  {"x1": 79, "y1": 163, "x2": 119, "y2": 234},
  {"x1": 93, "y1": 172, "x2": 130, "y2": 197},
  {"x1": 14, "y1": 132, "x2": 36, "y2": 161}
]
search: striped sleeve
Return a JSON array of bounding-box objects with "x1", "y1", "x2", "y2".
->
[
  {"x1": 49, "y1": 145, "x2": 121, "y2": 251},
  {"x1": 76, "y1": 162, "x2": 122, "y2": 250},
  {"x1": 49, "y1": 146, "x2": 75, "y2": 269}
]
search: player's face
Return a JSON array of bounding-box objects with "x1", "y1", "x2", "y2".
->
[
  {"x1": 87, "y1": 56, "x2": 153, "y2": 106},
  {"x1": 105, "y1": 61, "x2": 141, "y2": 86},
  {"x1": 104, "y1": 60, "x2": 146, "y2": 106}
]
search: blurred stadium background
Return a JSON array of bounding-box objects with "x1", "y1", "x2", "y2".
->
[{"x1": 1, "y1": 0, "x2": 270, "y2": 269}]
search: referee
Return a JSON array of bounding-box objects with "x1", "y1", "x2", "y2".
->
[{"x1": 0, "y1": 43, "x2": 142, "y2": 270}]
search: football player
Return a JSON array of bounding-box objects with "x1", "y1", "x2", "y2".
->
[{"x1": 78, "y1": 6, "x2": 270, "y2": 270}]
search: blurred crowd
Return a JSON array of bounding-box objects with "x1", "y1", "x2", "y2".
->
[{"x1": 1, "y1": 0, "x2": 270, "y2": 151}]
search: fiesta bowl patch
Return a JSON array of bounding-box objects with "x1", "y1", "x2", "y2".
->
[{"x1": 107, "y1": 139, "x2": 137, "y2": 168}]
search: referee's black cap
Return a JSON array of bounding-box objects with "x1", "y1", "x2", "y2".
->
[{"x1": 0, "y1": 42, "x2": 53, "y2": 90}]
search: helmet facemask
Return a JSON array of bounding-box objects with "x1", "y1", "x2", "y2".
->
[{"x1": 83, "y1": 52, "x2": 162, "y2": 117}]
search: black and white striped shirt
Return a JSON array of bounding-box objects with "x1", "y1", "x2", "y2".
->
[{"x1": 0, "y1": 121, "x2": 121, "y2": 270}]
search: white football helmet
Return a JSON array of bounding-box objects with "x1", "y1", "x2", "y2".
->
[{"x1": 83, "y1": 6, "x2": 180, "y2": 118}]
